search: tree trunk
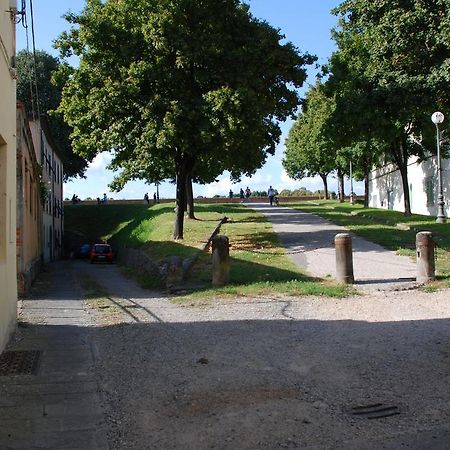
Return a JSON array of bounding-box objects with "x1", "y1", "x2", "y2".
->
[
  {"x1": 364, "y1": 172, "x2": 369, "y2": 208},
  {"x1": 319, "y1": 173, "x2": 329, "y2": 199},
  {"x1": 390, "y1": 136, "x2": 411, "y2": 216},
  {"x1": 173, "y1": 157, "x2": 189, "y2": 240},
  {"x1": 337, "y1": 169, "x2": 344, "y2": 202},
  {"x1": 186, "y1": 172, "x2": 196, "y2": 219}
]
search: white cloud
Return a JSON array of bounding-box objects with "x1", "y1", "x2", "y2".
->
[{"x1": 87, "y1": 152, "x2": 114, "y2": 172}]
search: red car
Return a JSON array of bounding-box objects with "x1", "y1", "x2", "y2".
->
[{"x1": 90, "y1": 243, "x2": 114, "y2": 264}]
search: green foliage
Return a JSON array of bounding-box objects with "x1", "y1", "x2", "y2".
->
[
  {"x1": 16, "y1": 50, "x2": 89, "y2": 179},
  {"x1": 56, "y1": 0, "x2": 315, "y2": 238},
  {"x1": 279, "y1": 188, "x2": 316, "y2": 197},
  {"x1": 326, "y1": 0, "x2": 450, "y2": 214},
  {"x1": 283, "y1": 83, "x2": 338, "y2": 197}
]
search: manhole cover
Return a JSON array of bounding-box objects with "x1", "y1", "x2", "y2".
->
[
  {"x1": 351, "y1": 403, "x2": 400, "y2": 419},
  {"x1": 0, "y1": 350, "x2": 41, "y2": 376}
]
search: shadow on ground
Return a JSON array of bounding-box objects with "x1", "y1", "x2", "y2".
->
[{"x1": 4, "y1": 314, "x2": 450, "y2": 449}]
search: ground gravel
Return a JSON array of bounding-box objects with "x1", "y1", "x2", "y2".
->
[{"x1": 76, "y1": 261, "x2": 450, "y2": 449}]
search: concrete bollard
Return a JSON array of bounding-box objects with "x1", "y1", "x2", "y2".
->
[
  {"x1": 335, "y1": 233, "x2": 354, "y2": 284},
  {"x1": 416, "y1": 231, "x2": 435, "y2": 283},
  {"x1": 212, "y1": 235, "x2": 230, "y2": 287}
]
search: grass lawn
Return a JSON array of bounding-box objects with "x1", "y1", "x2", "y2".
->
[
  {"x1": 65, "y1": 202, "x2": 352, "y2": 299},
  {"x1": 288, "y1": 200, "x2": 450, "y2": 285}
]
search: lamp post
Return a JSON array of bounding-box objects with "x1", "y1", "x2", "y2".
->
[
  {"x1": 431, "y1": 111, "x2": 446, "y2": 224},
  {"x1": 349, "y1": 160, "x2": 355, "y2": 204},
  {"x1": 155, "y1": 181, "x2": 160, "y2": 203}
]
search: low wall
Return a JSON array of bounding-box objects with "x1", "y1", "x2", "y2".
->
[{"x1": 64, "y1": 196, "x2": 324, "y2": 206}]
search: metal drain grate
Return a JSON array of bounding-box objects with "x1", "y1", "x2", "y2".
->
[
  {"x1": 0, "y1": 350, "x2": 41, "y2": 376},
  {"x1": 351, "y1": 403, "x2": 400, "y2": 419}
]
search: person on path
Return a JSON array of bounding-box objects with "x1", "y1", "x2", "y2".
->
[
  {"x1": 268, "y1": 185, "x2": 276, "y2": 206},
  {"x1": 245, "y1": 187, "x2": 251, "y2": 200},
  {"x1": 240, "y1": 188, "x2": 245, "y2": 202},
  {"x1": 229, "y1": 189, "x2": 233, "y2": 199},
  {"x1": 144, "y1": 193, "x2": 149, "y2": 204}
]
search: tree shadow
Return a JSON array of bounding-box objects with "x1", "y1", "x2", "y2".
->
[{"x1": 5, "y1": 313, "x2": 450, "y2": 449}]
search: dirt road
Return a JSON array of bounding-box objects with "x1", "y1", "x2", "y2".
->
[{"x1": 75, "y1": 260, "x2": 450, "y2": 449}]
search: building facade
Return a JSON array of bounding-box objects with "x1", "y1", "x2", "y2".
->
[
  {"x1": 16, "y1": 103, "x2": 42, "y2": 296},
  {"x1": 368, "y1": 154, "x2": 450, "y2": 217},
  {"x1": 0, "y1": 1, "x2": 18, "y2": 352},
  {"x1": 29, "y1": 118, "x2": 64, "y2": 262}
]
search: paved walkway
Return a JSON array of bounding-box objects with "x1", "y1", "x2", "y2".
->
[
  {"x1": 249, "y1": 203, "x2": 418, "y2": 291},
  {"x1": 0, "y1": 262, "x2": 108, "y2": 450}
]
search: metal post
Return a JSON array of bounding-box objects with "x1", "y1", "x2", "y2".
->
[
  {"x1": 155, "y1": 181, "x2": 160, "y2": 204},
  {"x1": 349, "y1": 161, "x2": 354, "y2": 204},
  {"x1": 436, "y1": 124, "x2": 446, "y2": 223}
]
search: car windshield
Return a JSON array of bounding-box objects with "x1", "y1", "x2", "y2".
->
[{"x1": 94, "y1": 245, "x2": 111, "y2": 254}]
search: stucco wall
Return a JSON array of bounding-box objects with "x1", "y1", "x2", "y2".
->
[
  {"x1": 16, "y1": 104, "x2": 42, "y2": 296},
  {"x1": 369, "y1": 154, "x2": 450, "y2": 217},
  {"x1": 30, "y1": 120, "x2": 64, "y2": 262},
  {"x1": 0, "y1": 1, "x2": 18, "y2": 352}
]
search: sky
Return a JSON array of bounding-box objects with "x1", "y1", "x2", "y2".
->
[{"x1": 16, "y1": 0, "x2": 362, "y2": 200}]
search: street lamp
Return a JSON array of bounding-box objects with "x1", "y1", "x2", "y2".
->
[
  {"x1": 431, "y1": 111, "x2": 446, "y2": 223},
  {"x1": 349, "y1": 160, "x2": 355, "y2": 204}
]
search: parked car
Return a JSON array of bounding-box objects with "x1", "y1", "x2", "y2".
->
[
  {"x1": 77, "y1": 243, "x2": 91, "y2": 258},
  {"x1": 90, "y1": 243, "x2": 114, "y2": 264}
]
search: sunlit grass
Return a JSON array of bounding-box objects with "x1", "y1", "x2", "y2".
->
[
  {"x1": 289, "y1": 199, "x2": 450, "y2": 284},
  {"x1": 65, "y1": 202, "x2": 354, "y2": 299}
]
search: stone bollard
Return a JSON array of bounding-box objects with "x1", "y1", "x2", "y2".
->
[
  {"x1": 335, "y1": 233, "x2": 354, "y2": 284},
  {"x1": 212, "y1": 235, "x2": 230, "y2": 287},
  {"x1": 416, "y1": 231, "x2": 435, "y2": 283}
]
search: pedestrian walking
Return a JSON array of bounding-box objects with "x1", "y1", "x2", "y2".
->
[
  {"x1": 144, "y1": 193, "x2": 149, "y2": 204},
  {"x1": 240, "y1": 188, "x2": 245, "y2": 202},
  {"x1": 229, "y1": 189, "x2": 233, "y2": 199},
  {"x1": 245, "y1": 187, "x2": 251, "y2": 199},
  {"x1": 268, "y1": 185, "x2": 276, "y2": 206}
]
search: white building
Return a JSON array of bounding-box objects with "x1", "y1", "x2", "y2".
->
[
  {"x1": 368, "y1": 153, "x2": 450, "y2": 217},
  {"x1": 29, "y1": 118, "x2": 64, "y2": 262}
]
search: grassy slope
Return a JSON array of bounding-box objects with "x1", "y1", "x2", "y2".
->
[{"x1": 65, "y1": 202, "x2": 351, "y2": 298}]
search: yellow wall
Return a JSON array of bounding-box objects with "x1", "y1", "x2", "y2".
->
[
  {"x1": 0, "y1": 2, "x2": 17, "y2": 352},
  {"x1": 16, "y1": 104, "x2": 41, "y2": 296}
]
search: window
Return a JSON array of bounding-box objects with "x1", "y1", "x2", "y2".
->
[{"x1": 425, "y1": 177, "x2": 434, "y2": 206}]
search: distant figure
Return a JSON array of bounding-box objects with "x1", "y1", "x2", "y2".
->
[
  {"x1": 240, "y1": 188, "x2": 245, "y2": 202},
  {"x1": 144, "y1": 193, "x2": 149, "y2": 204},
  {"x1": 229, "y1": 189, "x2": 233, "y2": 199},
  {"x1": 96, "y1": 197, "x2": 101, "y2": 205},
  {"x1": 267, "y1": 185, "x2": 275, "y2": 206},
  {"x1": 245, "y1": 187, "x2": 251, "y2": 199},
  {"x1": 153, "y1": 192, "x2": 157, "y2": 204},
  {"x1": 71, "y1": 194, "x2": 80, "y2": 205},
  {"x1": 102, "y1": 193, "x2": 108, "y2": 204}
]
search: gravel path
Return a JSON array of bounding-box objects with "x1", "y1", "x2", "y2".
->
[{"x1": 76, "y1": 260, "x2": 450, "y2": 449}]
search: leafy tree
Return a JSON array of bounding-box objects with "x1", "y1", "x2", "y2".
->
[
  {"x1": 16, "y1": 50, "x2": 88, "y2": 179},
  {"x1": 55, "y1": 0, "x2": 314, "y2": 239},
  {"x1": 330, "y1": 0, "x2": 450, "y2": 214},
  {"x1": 284, "y1": 84, "x2": 337, "y2": 199}
]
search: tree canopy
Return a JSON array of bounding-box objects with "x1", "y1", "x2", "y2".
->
[
  {"x1": 285, "y1": 0, "x2": 450, "y2": 214},
  {"x1": 55, "y1": 0, "x2": 315, "y2": 238},
  {"x1": 16, "y1": 49, "x2": 89, "y2": 180},
  {"x1": 330, "y1": 0, "x2": 450, "y2": 214},
  {"x1": 284, "y1": 83, "x2": 338, "y2": 199}
]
